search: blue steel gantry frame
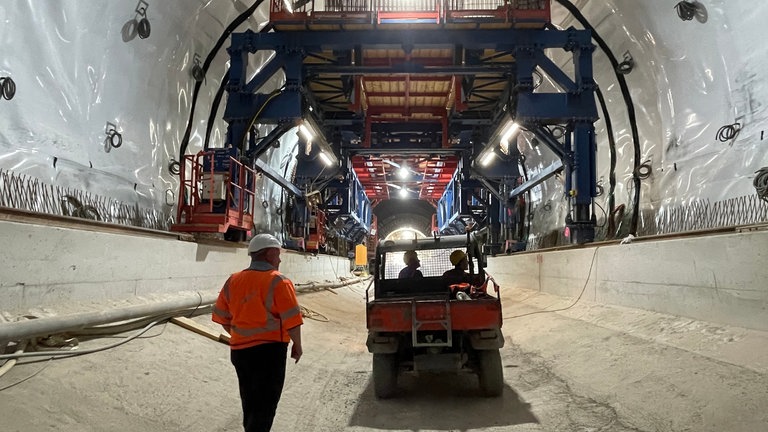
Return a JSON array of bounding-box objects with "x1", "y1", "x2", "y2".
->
[{"x1": 223, "y1": 24, "x2": 598, "y2": 245}]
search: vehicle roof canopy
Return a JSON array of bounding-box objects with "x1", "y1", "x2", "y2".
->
[{"x1": 376, "y1": 234, "x2": 471, "y2": 254}]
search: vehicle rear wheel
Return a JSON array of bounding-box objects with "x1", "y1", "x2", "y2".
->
[
  {"x1": 372, "y1": 353, "x2": 398, "y2": 398},
  {"x1": 478, "y1": 349, "x2": 503, "y2": 397}
]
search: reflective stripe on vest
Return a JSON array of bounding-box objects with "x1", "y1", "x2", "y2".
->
[
  {"x1": 221, "y1": 277, "x2": 231, "y2": 303},
  {"x1": 212, "y1": 305, "x2": 232, "y2": 321},
  {"x1": 280, "y1": 305, "x2": 301, "y2": 320},
  {"x1": 230, "y1": 273, "x2": 287, "y2": 338}
]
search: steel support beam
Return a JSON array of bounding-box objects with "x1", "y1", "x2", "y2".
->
[
  {"x1": 508, "y1": 160, "x2": 564, "y2": 199},
  {"x1": 253, "y1": 158, "x2": 303, "y2": 197}
]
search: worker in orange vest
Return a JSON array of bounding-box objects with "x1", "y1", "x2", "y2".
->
[{"x1": 212, "y1": 233, "x2": 303, "y2": 432}]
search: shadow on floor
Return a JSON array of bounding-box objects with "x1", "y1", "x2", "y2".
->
[{"x1": 348, "y1": 372, "x2": 538, "y2": 431}]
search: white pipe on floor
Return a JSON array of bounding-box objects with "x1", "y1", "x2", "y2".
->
[{"x1": 0, "y1": 292, "x2": 217, "y2": 343}]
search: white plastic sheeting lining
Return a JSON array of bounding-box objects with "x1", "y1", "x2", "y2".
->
[
  {"x1": 517, "y1": 0, "x2": 768, "y2": 245},
  {"x1": 0, "y1": 0, "x2": 298, "y2": 237},
  {"x1": 0, "y1": 0, "x2": 766, "y2": 242}
]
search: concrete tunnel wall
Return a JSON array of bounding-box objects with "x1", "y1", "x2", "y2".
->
[
  {"x1": 0, "y1": 220, "x2": 351, "y2": 317},
  {"x1": 1, "y1": 219, "x2": 766, "y2": 333},
  {"x1": 487, "y1": 230, "x2": 768, "y2": 332}
]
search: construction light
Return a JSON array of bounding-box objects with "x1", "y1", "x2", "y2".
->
[
  {"x1": 397, "y1": 165, "x2": 409, "y2": 179},
  {"x1": 318, "y1": 151, "x2": 334, "y2": 167},
  {"x1": 399, "y1": 187, "x2": 409, "y2": 198},
  {"x1": 480, "y1": 152, "x2": 496, "y2": 167},
  {"x1": 499, "y1": 122, "x2": 520, "y2": 154},
  {"x1": 298, "y1": 123, "x2": 314, "y2": 142}
]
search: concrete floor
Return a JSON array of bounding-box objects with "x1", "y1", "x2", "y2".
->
[{"x1": 1, "y1": 281, "x2": 767, "y2": 431}]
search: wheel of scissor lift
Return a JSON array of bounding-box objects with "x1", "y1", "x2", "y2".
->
[
  {"x1": 478, "y1": 349, "x2": 503, "y2": 397},
  {"x1": 372, "y1": 353, "x2": 398, "y2": 399}
]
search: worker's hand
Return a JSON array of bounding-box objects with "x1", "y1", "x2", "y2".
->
[{"x1": 291, "y1": 343, "x2": 303, "y2": 363}]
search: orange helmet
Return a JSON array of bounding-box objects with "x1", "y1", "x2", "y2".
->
[{"x1": 450, "y1": 250, "x2": 467, "y2": 266}]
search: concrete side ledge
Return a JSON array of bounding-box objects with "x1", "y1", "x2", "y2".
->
[
  {"x1": 488, "y1": 230, "x2": 768, "y2": 331},
  {"x1": 0, "y1": 220, "x2": 351, "y2": 317}
]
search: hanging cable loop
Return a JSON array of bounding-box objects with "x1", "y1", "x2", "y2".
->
[
  {"x1": 754, "y1": 167, "x2": 768, "y2": 203},
  {"x1": 107, "y1": 129, "x2": 123, "y2": 148},
  {"x1": 716, "y1": 122, "x2": 741, "y2": 143},
  {"x1": 634, "y1": 159, "x2": 652, "y2": 180},
  {"x1": 0, "y1": 77, "x2": 16, "y2": 100},
  {"x1": 616, "y1": 51, "x2": 634, "y2": 75},
  {"x1": 675, "y1": 1, "x2": 697, "y2": 21},
  {"x1": 137, "y1": 17, "x2": 151, "y2": 39},
  {"x1": 168, "y1": 160, "x2": 181, "y2": 175}
]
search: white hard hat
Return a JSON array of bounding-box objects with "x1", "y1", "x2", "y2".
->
[{"x1": 248, "y1": 233, "x2": 282, "y2": 254}]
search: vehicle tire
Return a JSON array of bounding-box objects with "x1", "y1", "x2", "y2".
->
[
  {"x1": 478, "y1": 349, "x2": 503, "y2": 397},
  {"x1": 372, "y1": 353, "x2": 398, "y2": 398}
]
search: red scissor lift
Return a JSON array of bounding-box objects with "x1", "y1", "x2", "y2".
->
[{"x1": 171, "y1": 150, "x2": 258, "y2": 241}]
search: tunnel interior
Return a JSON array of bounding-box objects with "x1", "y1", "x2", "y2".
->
[{"x1": 0, "y1": 1, "x2": 767, "y2": 431}]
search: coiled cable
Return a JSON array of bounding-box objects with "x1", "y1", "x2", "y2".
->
[
  {"x1": 634, "y1": 159, "x2": 652, "y2": 180},
  {"x1": 675, "y1": 1, "x2": 697, "y2": 21},
  {"x1": 716, "y1": 122, "x2": 741, "y2": 143},
  {"x1": 754, "y1": 167, "x2": 768, "y2": 203},
  {"x1": 0, "y1": 77, "x2": 16, "y2": 100}
]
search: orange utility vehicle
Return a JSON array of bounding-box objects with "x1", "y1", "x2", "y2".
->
[{"x1": 366, "y1": 231, "x2": 504, "y2": 398}]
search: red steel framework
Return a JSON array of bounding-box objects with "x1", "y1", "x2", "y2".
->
[
  {"x1": 351, "y1": 155, "x2": 459, "y2": 201},
  {"x1": 171, "y1": 152, "x2": 258, "y2": 234}
]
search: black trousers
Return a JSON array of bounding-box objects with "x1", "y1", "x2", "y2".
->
[{"x1": 230, "y1": 342, "x2": 288, "y2": 432}]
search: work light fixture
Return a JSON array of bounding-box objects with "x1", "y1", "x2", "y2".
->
[
  {"x1": 318, "y1": 151, "x2": 334, "y2": 167},
  {"x1": 296, "y1": 117, "x2": 339, "y2": 167},
  {"x1": 478, "y1": 118, "x2": 520, "y2": 167},
  {"x1": 298, "y1": 123, "x2": 314, "y2": 142},
  {"x1": 397, "y1": 165, "x2": 410, "y2": 179},
  {"x1": 480, "y1": 152, "x2": 496, "y2": 167}
]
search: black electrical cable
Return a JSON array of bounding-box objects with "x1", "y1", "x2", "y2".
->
[
  {"x1": 107, "y1": 130, "x2": 123, "y2": 148},
  {"x1": 675, "y1": 1, "x2": 697, "y2": 21},
  {"x1": 616, "y1": 51, "x2": 634, "y2": 75},
  {"x1": 1, "y1": 77, "x2": 16, "y2": 100},
  {"x1": 278, "y1": 144, "x2": 299, "y2": 240},
  {"x1": 137, "y1": 17, "x2": 151, "y2": 39},
  {"x1": 593, "y1": 200, "x2": 607, "y2": 228},
  {"x1": 178, "y1": 0, "x2": 268, "y2": 161},
  {"x1": 519, "y1": 154, "x2": 532, "y2": 244},
  {"x1": 635, "y1": 160, "x2": 652, "y2": 180},
  {"x1": 754, "y1": 167, "x2": 768, "y2": 203},
  {"x1": 716, "y1": 122, "x2": 741, "y2": 143},
  {"x1": 554, "y1": 0, "x2": 643, "y2": 236},
  {"x1": 192, "y1": 64, "x2": 206, "y2": 82},
  {"x1": 203, "y1": 73, "x2": 229, "y2": 151},
  {"x1": 203, "y1": 22, "x2": 275, "y2": 152},
  {"x1": 595, "y1": 86, "x2": 617, "y2": 218}
]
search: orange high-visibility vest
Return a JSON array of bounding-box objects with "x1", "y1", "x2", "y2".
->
[{"x1": 212, "y1": 262, "x2": 303, "y2": 350}]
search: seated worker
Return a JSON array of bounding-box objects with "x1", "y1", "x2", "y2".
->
[
  {"x1": 398, "y1": 250, "x2": 424, "y2": 279},
  {"x1": 443, "y1": 250, "x2": 485, "y2": 288}
]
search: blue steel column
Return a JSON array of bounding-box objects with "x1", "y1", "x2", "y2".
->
[
  {"x1": 566, "y1": 123, "x2": 596, "y2": 243},
  {"x1": 567, "y1": 30, "x2": 598, "y2": 244}
]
